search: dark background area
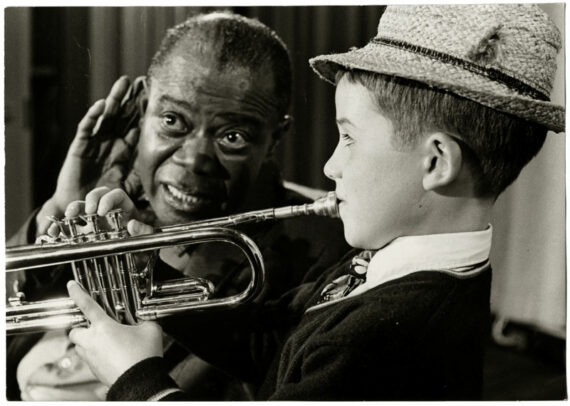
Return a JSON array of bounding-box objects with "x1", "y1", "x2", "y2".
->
[{"x1": 17, "y1": 6, "x2": 385, "y2": 209}]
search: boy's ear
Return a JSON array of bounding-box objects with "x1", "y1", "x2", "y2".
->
[
  {"x1": 267, "y1": 115, "x2": 293, "y2": 157},
  {"x1": 421, "y1": 132, "x2": 463, "y2": 191}
]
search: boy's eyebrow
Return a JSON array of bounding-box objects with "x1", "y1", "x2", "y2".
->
[{"x1": 336, "y1": 117, "x2": 355, "y2": 127}]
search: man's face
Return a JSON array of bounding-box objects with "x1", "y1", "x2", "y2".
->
[
  {"x1": 324, "y1": 77, "x2": 425, "y2": 249},
  {"x1": 136, "y1": 48, "x2": 281, "y2": 226}
]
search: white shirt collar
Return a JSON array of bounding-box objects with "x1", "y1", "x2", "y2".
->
[{"x1": 306, "y1": 226, "x2": 492, "y2": 312}]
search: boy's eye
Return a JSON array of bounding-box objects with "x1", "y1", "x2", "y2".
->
[
  {"x1": 218, "y1": 130, "x2": 249, "y2": 151},
  {"x1": 160, "y1": 113, "x2": 187, "y2": 134},
  {"x1": 340, "y1": 133, "x2": 354, "y2": 146}
]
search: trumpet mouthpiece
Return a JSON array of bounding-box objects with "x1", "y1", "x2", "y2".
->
[
  {"x1": 272, "y1": 191, "x2": 339, "y2": 219},
  {"x1": 311, "y1": 192, "x2": 339, "y2": 218}
]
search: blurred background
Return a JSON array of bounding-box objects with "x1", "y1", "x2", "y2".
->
[{"x1": 4, "y1": 5, "x2": 566, "y2": 399}]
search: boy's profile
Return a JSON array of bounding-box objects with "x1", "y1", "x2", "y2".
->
[{"x1": 58, "y1": 4, "x2": 564, "y2": 400}]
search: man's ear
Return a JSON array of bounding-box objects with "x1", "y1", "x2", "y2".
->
[
  {"x1": 421, "y1": 132, "x2": 463, "y2": 191},
  {"x1": 267, "y1": 114, "x2": 293, "y2": 157}
]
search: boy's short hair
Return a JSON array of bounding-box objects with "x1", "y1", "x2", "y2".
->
[{"x1": 337, "y1": 69, "x2": 547, "y2": 198}]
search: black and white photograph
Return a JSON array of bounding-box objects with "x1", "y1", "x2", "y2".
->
[{"x1": 4, "y1": 3, "x2": 566, "y2": 401}]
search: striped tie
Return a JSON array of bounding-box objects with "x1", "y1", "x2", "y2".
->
[{"x1": 317, "y1": 250, "x2": 375, "y2": 304}]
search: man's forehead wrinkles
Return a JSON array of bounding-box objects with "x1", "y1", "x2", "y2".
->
[
  {"x1": 152, "y1": 59, "x2": 281, "y2": 119},
  {"x1": 191, "y1": 82, "x2": 280, "y2": 118}
]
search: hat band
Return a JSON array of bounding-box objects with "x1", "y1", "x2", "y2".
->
[{"x1": 373, "y1": 37, "x2": 549, "y2": 102}]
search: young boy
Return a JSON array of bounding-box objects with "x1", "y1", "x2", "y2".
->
[{"x1": 64, "y1": 4, "x2": 564, "y2": 400}]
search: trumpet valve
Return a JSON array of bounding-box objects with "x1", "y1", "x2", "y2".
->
[
  {"x1": 106, "y1": 209, "x2": 125, "y2": 231},
  {"x1": 83, "y1": 213, "x2": 108, "y2": 241},
  {"x1": 63, "y1": 216, "x2": 81, "y2": 238},
  {"x1": 106, "y1": 209, "x2": 129, "y2": 239}
]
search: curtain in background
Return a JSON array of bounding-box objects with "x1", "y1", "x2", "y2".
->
[
  {"x1": 4, "y1": 6, "x2": 565, "y2": 337},
  {"x1": 489, "y1": 4, "x2": 566, "y2": 338},
  {"x1": 86, "y1": 6, "x2": 384, "y2": 190}
]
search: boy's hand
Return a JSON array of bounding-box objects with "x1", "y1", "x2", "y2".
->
[
  {"x1": 37, "y1": 76, "x2": 141, "y2": 236},
  {"x1": 67, "y1": 281, "x2": 163, "y2": 388}
]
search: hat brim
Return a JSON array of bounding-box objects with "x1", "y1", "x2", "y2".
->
[{"x1": 310, "y1": 42, "x2": 565, "y2": 133}]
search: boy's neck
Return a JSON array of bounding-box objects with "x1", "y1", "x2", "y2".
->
[{"x1": 415, "y1": 194, "x2": 494, "y2": 236}]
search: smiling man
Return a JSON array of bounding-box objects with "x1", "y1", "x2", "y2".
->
[
  {"x1": 137, "y1": 14, "x2": 292, "y2": 226},
  {"x1": 8, "y1": 12, "x2": 348, "y2": 401}
]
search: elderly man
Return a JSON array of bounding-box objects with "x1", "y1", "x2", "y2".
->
[{"x1": 7, "y1": 11, "x2": 348, "y2": 401}]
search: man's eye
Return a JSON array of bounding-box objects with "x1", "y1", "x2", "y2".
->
[
  {"x1": 160, "y1": 113, "x2": 187, "y2": 133},
  {"x1": 218, "y1": 131, "x2": 249, "y2": 150}
]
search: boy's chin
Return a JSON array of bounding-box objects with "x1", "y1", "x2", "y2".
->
[
  {"x1": 344, "y1": 230, "x2": 374, "y2": 250},
  {"x1": 343, "y1": 227, "x2": 389, "y2": 251}
]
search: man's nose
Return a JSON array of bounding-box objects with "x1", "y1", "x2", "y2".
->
[
  {"x1": 324, "y1": 143, "x2": 343, "y2": 180},
  {"x1": 172, "y1": 136, "x2": 228, "y2": 178}
]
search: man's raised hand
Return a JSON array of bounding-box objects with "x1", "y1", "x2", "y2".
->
[{"x1": 37, "y1": 76, "x2": 143, "y2": 236}]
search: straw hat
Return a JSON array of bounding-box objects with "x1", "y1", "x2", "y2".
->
[{"x1": 310, "y1": 4, "x2": 565, "y2": 133}]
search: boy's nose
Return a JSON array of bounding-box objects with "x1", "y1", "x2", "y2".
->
[
  {"x1": 172, "y1": 136, "x2": 227, "y2": 178},
  {"x1": 324, "y1": 144, "x2": 343, "y2": 180}
]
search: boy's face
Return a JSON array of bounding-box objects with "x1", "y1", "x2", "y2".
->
[{"x1": 324, "y1": 77, "x2": 426, "y2": 249}]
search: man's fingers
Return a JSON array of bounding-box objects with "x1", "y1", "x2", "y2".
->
[
  {"x1": 84, "y1": 186, "x2": 112, "y2": 214},
  {"x1": 46, "y1": 222, "x2": 60, "y2": 238},
  {"x1": 84, "y1": 186, "x2": 135, "y2": 220},
  {"x1": 64, "y1": 200, "x2": 86, "y2": 218},
  {"x1": 92, "y1": 76, "x2": 131, "y2": 135},
  {"x1": 67, "y1": 281, "x2": 107, "y2": 324},
  {"x1": 97, "y1": 188, "x2": 136, "y2": 217},
  {"x1": 75, "y1": 100, "x2": 106, "y2": 141},
  {"x1": 103, "y1": 76, "x2": 131, "y2": 118},
  {"x1": 127, "y1": 219, "x2": 154, "y2": 236}
]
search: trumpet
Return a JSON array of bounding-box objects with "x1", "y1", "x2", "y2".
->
[{"x1": 6, "y1": 192, "x2": 339, "y2": 335}]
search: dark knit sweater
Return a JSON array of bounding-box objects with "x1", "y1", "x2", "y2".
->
[{"x1": 107, "y1": 254, "x2": 492, "y2": 401}]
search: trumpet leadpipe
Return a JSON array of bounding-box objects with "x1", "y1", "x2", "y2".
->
[{"x1": 160, "y1": 191, "x2": 339, "y2": 233}]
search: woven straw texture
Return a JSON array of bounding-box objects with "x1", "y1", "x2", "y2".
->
[{"x1": 310, "y1": 4, "x2": 565, "y2": 133}]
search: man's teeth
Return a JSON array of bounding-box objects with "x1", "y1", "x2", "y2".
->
[{"x1": 166, "y1": 184, "x2": 202, "y2": 203}]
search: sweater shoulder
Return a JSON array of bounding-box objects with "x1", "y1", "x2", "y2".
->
[{"x1": 302, "y1": 269, "x2": 492, "y2": 347}]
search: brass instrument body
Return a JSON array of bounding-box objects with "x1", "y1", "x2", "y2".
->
[{"x1": 6, "y1": 192, "x2": 338, "y2": 335}]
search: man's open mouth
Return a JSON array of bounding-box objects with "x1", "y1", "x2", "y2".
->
[{"x1": 162, "y1": 184, "x2": 222, "y2": 212}]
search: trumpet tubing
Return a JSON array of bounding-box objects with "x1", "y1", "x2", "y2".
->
[{"x1": 6, "y1": 192, "x2": 339, "y2": 335}]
